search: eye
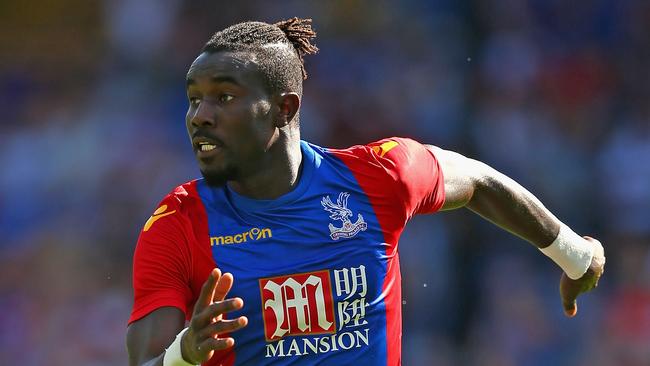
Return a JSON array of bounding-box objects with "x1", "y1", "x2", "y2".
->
[
  {"x1": 188, "y1": 97, "x2": 201, "y2": 108},
  {"x1": 219, "y1": 94, "x2": 234, "y2": 103}
]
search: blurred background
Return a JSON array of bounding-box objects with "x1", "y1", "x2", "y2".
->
[{"x1": 1, "y1": 0, "x2": 649, "y2": 364}]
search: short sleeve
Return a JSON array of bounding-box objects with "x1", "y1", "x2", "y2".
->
[
  {"x1": 368, "y1": 137, "x2": 445, "y2": 217},
  {"x1": 128, "y1": 194, "x2": 193, "y2": 324}
]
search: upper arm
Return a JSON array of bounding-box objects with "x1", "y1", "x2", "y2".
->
[
  {"x1": 425, "y1": 145, "x2": 486, "y2": 211},
  {"x1": 368, "y1": 138, "x2": 446, "y2": 215},
  {"x1": 127, "y1": 307, "x2": 186, "y2": 366},
  {"x1": 129, "y1": 198, "x2": 193, "y2": 324},
  {"x1": 127, "y1": 195, "x2": 194, "y2": 364}
]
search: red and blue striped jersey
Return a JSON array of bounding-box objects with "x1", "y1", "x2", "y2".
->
[{"x1": 129, "y1": 137, "x2": 445, "y2": 365}]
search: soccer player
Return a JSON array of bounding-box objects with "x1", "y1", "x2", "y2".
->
[{"x1": 126, "y1": 18, "x2": 605, "y2": 366}]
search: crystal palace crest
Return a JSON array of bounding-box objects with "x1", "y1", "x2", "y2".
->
[{"x1": 321, "y1": 192, "x2": 368, "y2": 240}]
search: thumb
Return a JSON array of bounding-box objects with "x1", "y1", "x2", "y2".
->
[{"x1": 563, "y1": 298, "x2": 577, "y2": 317}]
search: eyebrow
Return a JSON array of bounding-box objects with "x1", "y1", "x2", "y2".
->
[{"x1": 186, "y1": 76, "x2": 241, "y2": 87}]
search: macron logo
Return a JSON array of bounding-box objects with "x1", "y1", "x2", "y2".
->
[
  {"x1": 143, "y1": 205, "x2": 176, "y2": 232},
  {"x1": 210, "y1": 227, "x2": 272, "y2": 246}
]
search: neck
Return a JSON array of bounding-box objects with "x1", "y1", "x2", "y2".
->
[{"x1": 228, "y1": 129, "x2": 302, "y2": 200}]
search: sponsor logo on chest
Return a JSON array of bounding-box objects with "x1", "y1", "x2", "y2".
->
[{"x1": 259, "y1": 265, "x2": 371, "y2": 358}]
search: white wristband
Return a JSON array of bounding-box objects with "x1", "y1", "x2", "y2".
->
[
  {"x1": 540, "y1": 224, "x2": 594, "y2": 280},
  {"x1": 163, "y1": 327, "x2": 197, "y2": 366}
]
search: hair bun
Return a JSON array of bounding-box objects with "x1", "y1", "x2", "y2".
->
[{"x1": 275, "y1": 17, "x2": 318, "y2": 79}]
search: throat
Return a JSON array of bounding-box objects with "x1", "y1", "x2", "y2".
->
[{"x1": 228, "y1": 146, "x2": 303, "y2": 200}]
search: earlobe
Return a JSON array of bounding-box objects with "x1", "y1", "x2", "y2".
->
[{"x1": 276, "y1": 92, "x2": 300, "y2": 128}]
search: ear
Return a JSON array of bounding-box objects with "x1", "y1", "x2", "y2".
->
[{"x1": 275, "y1": 92, "x2": 300, "y2": 128}]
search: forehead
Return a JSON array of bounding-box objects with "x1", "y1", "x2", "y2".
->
[{"x1": 186, "y1": 51, "x2": 262, "y2": 88}]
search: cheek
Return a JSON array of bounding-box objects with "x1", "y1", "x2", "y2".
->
[
  {"x1": 185, "y1": 108, "x2": 194, "y2": 129},
  {"x1": 250, "y1": 100, "x2": 275, "y2": 137},
  {"x1": 252, "y1": 99, "x2": 272, "y2": 118},
  {"x1": 230, "y1": 101, "x2": 273, "y2": 137}
]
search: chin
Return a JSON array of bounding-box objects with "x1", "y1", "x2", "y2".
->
[{"x1": 200, "y1": 166, "x2": 236, "y2": 187}]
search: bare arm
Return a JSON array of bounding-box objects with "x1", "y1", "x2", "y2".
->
[
  {"x1": 427, "y1": 145, "x2": 605, "y2": 316},
  {"x1": 429, "y1": 145, "x2": 560, "y2": 248},
  {"x1": 126, "y1": 269, "x2": 248, "y2": 366},
  {"x1": 127, "y1": 307, "x2": 185, "y2": 366}
]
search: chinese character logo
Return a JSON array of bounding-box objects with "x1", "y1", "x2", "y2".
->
[
  {"x1": 321, "y1": 192, "x2": 368, "y2": 240},
  {"x1": 333, "y1": 265, "x2": 369, "y2": 330},
  {"x1": 260, "y1": 271, "x2": 336, "y2": 341}
]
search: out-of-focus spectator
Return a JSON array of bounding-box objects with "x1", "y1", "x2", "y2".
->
[{"x1": 1, "y1": 1, "x2": 648, "y2": 364}]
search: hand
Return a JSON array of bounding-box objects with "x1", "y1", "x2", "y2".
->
[
  {"x1": 559, "y1": 236, "x2": 605, "y2": 317},
  {"x1": 180, "y1": 268, "x2": 248, "y2": 364}
]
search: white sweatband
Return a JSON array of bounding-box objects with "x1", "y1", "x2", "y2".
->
[
  {"x1": 540, "y1": 224, "x2": 594, "y2": 280},
  {"x1": 163, "y1": 327, "x2": 197, "y2": 366}
]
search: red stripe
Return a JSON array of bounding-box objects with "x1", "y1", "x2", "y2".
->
[{"x1": 329, "y1": 147, "x2": 407, "y2": 366}]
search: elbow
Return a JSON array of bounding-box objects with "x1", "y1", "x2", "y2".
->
[{"x1": 465, "y1": 164, "x2": 501, "y2": 211}]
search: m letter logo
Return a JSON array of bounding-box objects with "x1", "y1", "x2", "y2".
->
[{"x1": 259, "y1": 271, "x2": 336, "y2": 341}]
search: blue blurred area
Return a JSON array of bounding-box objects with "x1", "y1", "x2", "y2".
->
[{"x1": 1, "y1": 1, "x2": 649, "y2": 364}]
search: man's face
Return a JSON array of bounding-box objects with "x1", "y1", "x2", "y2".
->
[{"x1": 185, "y1": 51, "x2": 275, "y2": 187}]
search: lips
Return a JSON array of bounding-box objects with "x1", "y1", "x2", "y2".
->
[{"x1": 192, "y1": 134, "x2": 224, "y2": 159}]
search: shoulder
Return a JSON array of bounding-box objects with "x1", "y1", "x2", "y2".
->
[
  {"x1": 158, "y1": 180, "x2": 203, "y2": 212},
  {"x1": 334, "y1": 137, "x2": 445, "y2": 215},
  {"x1": 318, "y1": 137, "x2": 422, "y2": 161},
  {"x1": 141, "y1": 180, "x2": 204, "y2": 234},
  {"x1": 321, "y1": 137, "x2": 435, "y2": 173}
]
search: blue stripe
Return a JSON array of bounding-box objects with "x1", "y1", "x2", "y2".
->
[{"x1": 197, "y1": 142, "x2": 388, "y2": 365}]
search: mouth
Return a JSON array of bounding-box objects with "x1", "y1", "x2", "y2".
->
[
  {"x1": 192, "y1": 136, "x2": 224, "y2": 159},
  {"x1": 198, "y1": 142, "x2": 219, "y2": 152}
]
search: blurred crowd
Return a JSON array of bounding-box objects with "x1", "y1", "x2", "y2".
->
[{"x1": 1, "y1": 0, "x2": 649, "y2": 365}]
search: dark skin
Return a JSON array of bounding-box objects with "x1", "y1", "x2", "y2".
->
[
  {"x1": 430, "y1": 146, "x2": 605, "y2": 316},
  {"x1": 185, "y1": 51, "x2": 302, "y2": 199},
  {"x1": 126, "y1": 50, "x2": 605, "y2": 365},
  {"x1": 127, "y1": 50, "x2": 301, "y2": 366}
]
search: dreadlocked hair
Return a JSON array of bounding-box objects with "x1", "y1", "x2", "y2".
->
[
  {"x1": 274, "y1": 18, "x2": 319, "y2": 79},
  {"x1": 201, "y1": 17, "x2": 318, "y2": 96}
]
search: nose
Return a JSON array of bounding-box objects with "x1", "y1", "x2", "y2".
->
[{"x1": 189, "y1": 101, "x2": 215, "y2": 127}]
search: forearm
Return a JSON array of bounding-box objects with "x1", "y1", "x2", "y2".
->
[
  {"x1": 127, "y1": 307, "x2": 187, "y2": 366},
  {"x1": 432, "y1": 145, "x2": 604, "y2": 302},
  {"x1": 465, "y1": 168, "x2": 605, "y2": 312},
  {"x1": 465, "y1": 165, "x2": 561, "y2": 249}
]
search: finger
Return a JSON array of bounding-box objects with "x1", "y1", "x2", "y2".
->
[
  {"x1": 196, "y1": 268, "x2": 221, "y2": 310},
  {"x1": 198, "y1": 336, "x2": 235, "y2": 353},
  {"x1": 193, "y1": 269, "x2": 222, "y2": 315},
  {"x1": 200, "y1": 316, "x2": 248, "y2": 338},
  {"x1": 213, "y1": 272, "x2": 234, "y2": 302},
  {"x1": 192, "y1": 298, "x2": 244, "y2": 326}
]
